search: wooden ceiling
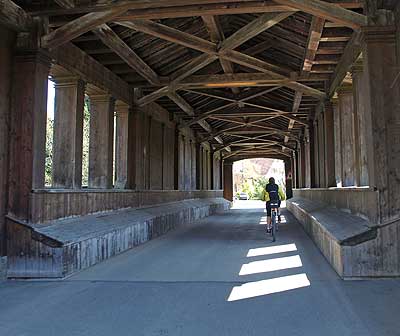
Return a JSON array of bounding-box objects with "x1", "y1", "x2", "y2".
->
[{"x1": 18, "y1": 0, "x2": 367, "y2": 161}]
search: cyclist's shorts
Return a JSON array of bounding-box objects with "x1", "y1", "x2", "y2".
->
[{"x1": 266, "y1": 200, "x2": 281, "y2": 217}]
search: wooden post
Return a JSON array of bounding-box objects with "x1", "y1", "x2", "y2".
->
[
  {"x1": 0, "y1": 26, "x2": 16, "y2": 255},
  {"x1": 223, "y1": 162, "x2": 233, "y2": 201},
  {"x1": 351, "y1": 60, "x2": 369, "y2": 186},
  {"x1": 361, "y1": 25, "x2": 400, "y2": 222},
  {"x1": 52, "y1": 76, "x2": 85, "y2": 189},
  {"x1": 87, "y1": 92, "x2": 115, "y2": 188},
  {"x1": 337, "y1": 85, "x2": 356, "y2": 187},
  {"x1": 332, "y1": 98, "x2": 342, "y2": 187},
  {"x1": 324, "y1": 101, "x2": 336, "y2": 187},
  {"x1": 210, "y1": 149, "x2": 215, "y2": 190},
  {"x1": 9, "y1": 47, "x2": 50, "y2": 220},
  {"x1": 195, "y1": 142, "x2": 202, "y2": 190},
  {"x1": 114, "y1": 101, "x2": 130, "y2": 189}
]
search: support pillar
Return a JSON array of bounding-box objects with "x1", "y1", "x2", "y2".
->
[
  {"x1": 352, "y1": 60, "x2": 370, "y2": 186},
  {"x1": 52, "y1": 76, "x2": 85, "y2": 188},
  {"x1": 114, "y1": 101, "x2": 130, "y2": 189},
  {"x1": 324, "y1": 102, "x2": 336, "y2": 187},
  {"x1": 195, "y1": 142, "x2": 201, "y2": 190},
  {"x1": 304, "y1": 128, "x2": 312, "y2": 188},
  {"x1": 332, "y1": 99, "x2": 342, "y2": 187},
  {"x1": 88, "y1": 92, "x2": 115, "y2": 188},
  {"x1": 9, "y1": 47, "x2": 50, "y2": 219},
  {"x1": 209, "y1": 148, "x2": 215, "y2": 190},
  {"x1": 0, "y1": 26, "x2": 15, "y2": 255},
  {"x1": 191, "y1": 140, "x2": 196, "y2": 190},
  {"x1": 223, "y1": 162, "x2": 233, "y2": 201},
  {"x1": 337, "y1": 85, "x2": 356, "y2": 187},
  {"x1": 361, "y1": 25, "x2": 400, "y2": 222},
  {"x1": 285, "y1": 159, "x2": 293, "y2": 199}
]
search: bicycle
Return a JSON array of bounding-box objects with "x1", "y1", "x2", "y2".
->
[{"x1": 269, "y1": 202, "x2": 280, "y2": 242}]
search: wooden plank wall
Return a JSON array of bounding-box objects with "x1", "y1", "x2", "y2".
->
[
  {"x1": 293, "y1": 188, "x2": 379, "y2": 224},
  {"x1": 29, "y1": 190, "x2": 224, "y2": 223}
]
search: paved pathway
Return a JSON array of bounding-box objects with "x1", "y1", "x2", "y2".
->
[{"x1": 1, "y1": 201, "x2": 400, "y2": 336}]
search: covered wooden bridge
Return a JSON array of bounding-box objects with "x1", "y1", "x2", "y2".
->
[{"x1": 0, "y1": 0, "x2": 399, "y2": 279}]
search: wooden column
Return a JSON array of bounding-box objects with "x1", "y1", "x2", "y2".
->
[
  {"x1": 285, "y1": 159, "x2": 293, "y2": 199},
  {"x1": 173, "y1": 129, "x2": 179, "y2": 190},
  {"x1": 352, "y1": 60, "x2": 370, "y2": 186},
  {"x1": 324, "y1": 101, "x2": 336, "y2": 187},
  {"x1": 299, "y1": 139, "x2": 306, "y2": 188},
  {"x1": 9, "y1": 48, "x2": 50, "y2": 220},
  {"x1": 210, "y1": 149, "x2": 215, "y2": 190},
  {"x1": 195, "y1": 142, "x2": 202, "y2": 190},
  {"x1": 191, "y1": 140, "x2": 196, "y2": 190},
  {"x1": 114, "y1": 101, "x2": 129, "y2": 189},
  {"x1": 126, "y1": 106, "x2": 137, "y2": 190},
  {"x1": 332, "y1": 98, "x2": 342, "y2": 187},
  {"x1": 361, "y1": 25, "x2": 400, "y2": 222},
  {"x1": 52, "y1": 76, "x2": 85, "y2": 189},
  {"x1": 337, "y1": 85, "x2": 356, "y2": 187},
  {"x1": 0, "y1": 26, "x2": 15, "y2": 254},
  {"x1": 88, "y1": 92, "x2": 115, "y2": 188},
  {"x1": 304, "y1": 128, "x2": 312, "y2": 188},
  {"x1": 223, "y1": 162, "x2": 233, "y2": 201}
]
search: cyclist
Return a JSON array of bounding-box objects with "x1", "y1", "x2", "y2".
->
[{"x1": 262, "y1": 177, "x2": 286, "y2": 233}]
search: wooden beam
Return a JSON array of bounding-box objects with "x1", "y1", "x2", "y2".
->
[
  {"x1": 42, "y1": 7, "x2": 130, "y2": 49},
  {"x1": 118, "y1": 20, "x2": 217, "y2": 54},
  {"x1": 273, "y1": 0, "x2": 367, "y2": 29},
  {"x1": 43, "y1": 0, "x2": 269, "y2": 48},
  {"x1": 167, "y1": 91, "x2": 194, "y2": 116},
  {"x1": 137, "y1": 54, "x2": 217, "y2": 106},
  {"x1": 168, "y1": 91, "x2": 222, "y2": 142},
  {"x1": 50, "y1": 42, "x2": 131, "y2": 104},
  {"x1": 302, "y1": 17, "x2": 325, "y2": 73},
  {"x1": 30, "y1": 1, "x2": 298, "y2": 17},
  {"x1": 117, "y1": 19, "x2": 322, "y2": 97},
  {"x1": 93, "y1": 24, "x2": 160, "y2": 85},
  {"x1": 0, "y1": 0, "x2": 32, "y2": 31},
  {"x1": 220, "y1": 49, "x2": 289, "y2": 77},
  {"x1": 54, "y1": 0, "x2": 74, "y2": 9},
  {"x1": 220, "y1": 12, "x2": 294, "y2": 51},
  {"x1": 201, "y1": 15, "x2": 239, "y2": 95},
  {"x1": 328, "y1": 31, "x2": 361, "y2": 96}
]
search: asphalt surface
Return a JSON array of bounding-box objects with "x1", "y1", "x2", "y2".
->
[{"x1": 1, "y1": 200, "x2": 400, "y2": 336}]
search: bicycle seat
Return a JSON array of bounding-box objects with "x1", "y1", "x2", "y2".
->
[{"x1": 270, "y1": 202, "x2": 279, "y2": 208}]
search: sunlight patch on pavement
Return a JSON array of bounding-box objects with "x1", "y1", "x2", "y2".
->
[
  {"x1": 239, "y1": 255, "x2": 302, "y2": 276},
  {"x1": 247, "y1": 243, "x2": 297, "y2": 257},
  {"x1": 227, "y1": 273, "x2": 310, "y2": 301}
]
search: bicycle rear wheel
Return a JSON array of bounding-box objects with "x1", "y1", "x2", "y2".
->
[{"x1": 272, "y1": 211, "x2": 276, "y2": 242}]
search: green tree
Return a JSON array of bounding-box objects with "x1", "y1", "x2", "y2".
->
[{"x1": 45, "y1": 118, "x2": 54, "y2": 186}]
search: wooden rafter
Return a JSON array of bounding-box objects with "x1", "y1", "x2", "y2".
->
[
  {"x1": 219, "y1": 12, "x2": 293, "y2": 51},
  {"x1": 201, "y1": 15, "x2": 239, "y2": 95},
  {"x1": 117, "y1": 19, "x2": 326, "y2": 101},
  {"x1": 273, "y1": 0, "x2": 367, "y2": 29},
  {"x1": 93, "y1": 24, "x2": 160, "y2": 85},
  {"x1": 0, "y1": 0, "x2": 32, "y2": 31},
  {"x1": 167, "y1": 91, "x2": 223, "y2": 144}
]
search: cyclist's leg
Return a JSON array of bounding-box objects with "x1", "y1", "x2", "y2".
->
[
  {"x1": 278, "y1": 200, "x2": 281, "y2": 222},
  {"x1": 266, "y1": 202, "x2": 272, "y2": 232}
]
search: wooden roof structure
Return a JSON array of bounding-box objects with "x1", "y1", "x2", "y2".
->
[{"x1": 14, "y1": 0, "x2": 369, "y2": 161}]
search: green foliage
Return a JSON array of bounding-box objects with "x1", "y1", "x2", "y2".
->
[
  {"x1": 82, "y1": 97, "x2": 90, "y2": 186},
  {"x1": 45, "y1": 118, "x2": 53, "y2": 187},
  {"x1": 254, "y1": 176, "x2": 269, "y2": 200}
]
